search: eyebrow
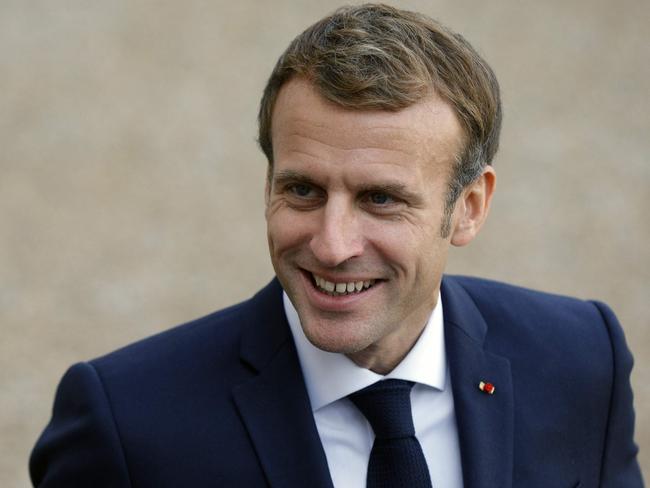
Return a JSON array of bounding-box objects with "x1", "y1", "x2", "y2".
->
[{"x1": 271, "y1": 170, "x2": 319, "y2": 188}]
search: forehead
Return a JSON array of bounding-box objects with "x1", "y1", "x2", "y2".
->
[{"x1": 270, "y1": 78, "x2": 464, "y2": 177}]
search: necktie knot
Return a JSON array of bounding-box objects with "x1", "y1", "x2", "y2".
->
[{"x1": 349, "y1": 379, "x2": 416, "y2": 439}]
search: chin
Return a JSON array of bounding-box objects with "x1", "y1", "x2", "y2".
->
[{"x1": 299, "y1": 315, "x2": 376, "y2": 355}]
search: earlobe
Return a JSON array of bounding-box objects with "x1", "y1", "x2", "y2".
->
[{"x1": 450, "y1": 166, "x2": 496, "y2": 247}]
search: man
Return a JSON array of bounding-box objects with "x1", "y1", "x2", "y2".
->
[{"x1": 30, "y1": 4, "x2": 643, "y2": 487}]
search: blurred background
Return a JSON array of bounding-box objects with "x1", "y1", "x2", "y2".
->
[{"x1": 1, "y1": 0, "x2": 648, "y2": 485}]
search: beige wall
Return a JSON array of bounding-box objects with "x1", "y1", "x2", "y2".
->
[{"x1": 2, "y1": 0, "x2": 648, "y2": 485}]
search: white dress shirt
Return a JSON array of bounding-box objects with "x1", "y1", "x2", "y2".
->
[{"x1": 284, "y1": 292, "x2": 464, "y2": 488}]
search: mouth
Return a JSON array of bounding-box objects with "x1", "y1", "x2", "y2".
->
[{"x1": 309, "y1": 272, "x2": 378, "y2": 296}]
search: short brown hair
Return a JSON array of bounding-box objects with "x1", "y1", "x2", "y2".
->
[{"x1": 258, "y1": 3, "x2": 501, "y2": 220}]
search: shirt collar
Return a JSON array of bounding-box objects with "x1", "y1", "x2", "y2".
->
[{"x1": 284, "y1": 291, "x2": 447, "y2": 412}]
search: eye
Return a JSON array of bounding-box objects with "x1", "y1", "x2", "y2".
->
[
  {"x1": 288, "y1": 183, "x2": 315, "y2": 197},
  {"x1": 368, "y1": 192, "x2": 395, "y2": 205}
]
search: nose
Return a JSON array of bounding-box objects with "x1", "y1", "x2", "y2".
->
[{"x1": 309, "y1": 199, "x2": 364, "y2": 267}]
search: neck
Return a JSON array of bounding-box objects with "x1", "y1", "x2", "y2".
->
[{"x1": 346, "y1": 319, "x2": 428, "y2": 375}]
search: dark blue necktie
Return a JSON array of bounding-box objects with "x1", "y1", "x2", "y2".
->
[{"x1": 349, "y1": 379, "x2": 433, "y2": 488}]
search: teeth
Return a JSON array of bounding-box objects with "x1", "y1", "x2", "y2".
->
[{"x1": 312, "y1": 274, "x2": 376, "y2": 296}]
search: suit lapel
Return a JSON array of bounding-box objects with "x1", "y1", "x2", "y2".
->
[
  {"x1": 232, "y1": 280, "x2": 334, "y2": 488},
  {"x1": 442, "y1": 277, "x2": 514, "y2": 488}
]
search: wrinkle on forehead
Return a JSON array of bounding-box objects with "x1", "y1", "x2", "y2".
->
[
  {"x1": 271, "y1": 77, "x2": 463, "y2": 172},
  {"x1": 281, "y1": 131, "x2": 416, "y2": 163}
]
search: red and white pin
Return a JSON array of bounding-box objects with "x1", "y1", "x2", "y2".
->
[{"x1": 478, "y1": 381, "x2": 495, "y2": 395}]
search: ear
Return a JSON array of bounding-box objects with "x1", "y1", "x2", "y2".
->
[{"x1": 450, "y1": 166, "x2": 496, "y2": 247}]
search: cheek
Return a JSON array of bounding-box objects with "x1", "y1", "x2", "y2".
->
[
  {"x1": 267, "y1": 211, "x2": 310, "y2": 255},
  {"x1": 365, "y1": 220, "x2": 439, "y2": 268},
  {"x1": 369, "y1": 231, "x2": 407, "y2": 264}
]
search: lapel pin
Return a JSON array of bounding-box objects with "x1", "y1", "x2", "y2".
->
[{"x1": 479, "y1": 381, "x2": 495, "y2": 395}]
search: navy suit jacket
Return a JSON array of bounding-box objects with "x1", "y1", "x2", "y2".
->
[{"x1": 30, "y1": 276, "x2": 643, "y2": 487}]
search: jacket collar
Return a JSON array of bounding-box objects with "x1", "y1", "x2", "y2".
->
[
  {"x1": 442, "y1": 276, "x2": 514, "y2": 488},
  {"x1": 233, "y1": 279, "x2": 334, "y2": 488}
]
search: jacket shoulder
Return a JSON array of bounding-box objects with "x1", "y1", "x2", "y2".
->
[
  {"x1": 88, "y1": 278, "x2": 285, "y2": 391},
  {"x1": 91, "y1": 296, "x2": 251, "y2": 376},
  {"x1": 445, "y1": 274, "x2": 605, "y2": 326},
  {"x1": 446, "y1": 274, "x2": 590, "y2": 305},
  {"x1": 443, "y1": 274, "x2": 618, "y2": 376}
]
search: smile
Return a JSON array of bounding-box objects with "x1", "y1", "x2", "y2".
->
[{"x1": 311, "y1": 273, "x2": 377, "y2": 296}]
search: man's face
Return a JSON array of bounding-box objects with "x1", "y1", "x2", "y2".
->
[{"x1": 266, "y1": 78, "x2": 467, "y2": 367}]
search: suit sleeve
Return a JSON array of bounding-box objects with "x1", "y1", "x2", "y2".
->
[
  {"x1": 591, "y1": 301, "x2": 645, "y2": 488},
  {"x1": 29, "y1": 362, "x2": 132, "y2": 487}
]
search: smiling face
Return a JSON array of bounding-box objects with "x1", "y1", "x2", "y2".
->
[{"x1": 266, "y1": 78, "x2": 493, "y2": 373}]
